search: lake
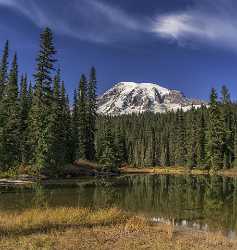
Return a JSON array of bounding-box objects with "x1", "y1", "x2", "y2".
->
[{"x1": 1, "y1": 174, "x2": 237, "y2": 238}]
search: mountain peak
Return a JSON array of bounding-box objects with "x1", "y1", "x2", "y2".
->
[
  {"x1": 114, "y1": 82, "x2": 171, "y2": 96},
  {"x1": 97, "y1": 82, "x2": 205, "y2": 115}
]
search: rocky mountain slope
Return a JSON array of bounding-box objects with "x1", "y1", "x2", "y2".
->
[{"x1": 97, "y1": 82, "x2": 205, "y2": 115}]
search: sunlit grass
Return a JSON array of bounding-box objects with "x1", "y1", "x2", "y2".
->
[
  {"x1": 0, "y1": 207, "x2": 126, "y2": 236},
  {"x1": 0, "y1": 207, "x2": 236, "y2": 249}
]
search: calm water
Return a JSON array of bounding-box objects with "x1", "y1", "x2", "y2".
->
[{"x1": 1, "y1": 174, "x2": 237, "y2": 237}]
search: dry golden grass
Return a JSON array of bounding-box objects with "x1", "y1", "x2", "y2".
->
[
  {"x1": 0, "y1": 207, "x2": 236, "y2": 250},
  {"x1": 120, "y1": 166, "x2": 206, "y2": 175}
]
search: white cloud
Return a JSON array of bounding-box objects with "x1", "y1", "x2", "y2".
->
[
  {"x1": 152, "y1": 0, "x2": 237, "y2": 50},
  {"x1": 1, "y1": 0, "x2": 237, "y2": 51},
  {"x1": 0, "y1": 0, "x2": 145, "y2": 43}
]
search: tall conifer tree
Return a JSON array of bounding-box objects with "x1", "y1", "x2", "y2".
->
[
  {"x1": 186, "y1": 107, "x2": 198, "y2": 169},
  {"x1": 0, "y1": 40, "x2": 9, "y2": 101},
  {"x1": 207, "y1": 88, "x2": 226, "y2": 170},
  {"x1": 71, "y1": 89, "x2": 78, "y2": 161},
  {"x1": 87, "y1": 67, "x2": 97, "y2": 160},
  {"x1": 19, "y1": 74, "x2": 30, "y2": 163},
  {"x1": 0, "y1": 53, "x2": 20, "y2": 168},
  {"x1": 174, "y1": 109, "x2": 186, "y2": 166},
  {"x1": 28, "y1": 27, "x2": 56, "y2": 170},
  {"x1": 196, "y1": 105, "x2": 207, "y2": 167},
  {"x1": 76, "y1": 74, "x2": 88, "y2": 160}
]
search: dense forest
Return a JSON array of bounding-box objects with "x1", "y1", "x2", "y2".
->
[
  {"x1": 0, "y1": 27, "x2": 237, "y2": 175},
  {"x1": 96, "y1": 90, "x2": 237, "y2": 171}
]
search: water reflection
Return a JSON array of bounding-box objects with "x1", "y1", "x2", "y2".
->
[{"x1": 1, "y1": 174, "x2": 237, "y2": 236}]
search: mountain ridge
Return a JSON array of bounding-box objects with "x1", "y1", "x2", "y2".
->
[{"x1": 97, "y1": 82, "x2": 206, "y2": 115}]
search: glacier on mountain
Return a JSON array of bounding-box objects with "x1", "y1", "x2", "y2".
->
[{"x1": 97, "y1": 82, "x2": 205, "y2": 115}]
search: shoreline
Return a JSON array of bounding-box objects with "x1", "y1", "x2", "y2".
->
[
  {"x1": 120, "y1": 166, "x2": 237, "y2": 177},
  {"x1": 1, "y1": 166, "x2": 237, "y2": 189}
]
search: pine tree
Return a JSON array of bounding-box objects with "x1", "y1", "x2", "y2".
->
[
  {"x1": 114, "y1": 127, "x2": 127, "y2": 167},
  {"x1": 28, "y1": 27, "x2": 56, "y2": 170},
  {"x1": 220, "y1": 85, "x2": 233, "y2": 169},
  {"x1": 0, "y1": 53, "x2": 20, "y2": 168},
  {"x1": 0, "y1": 40, "x2": 9, "y2": 101},
  {"x1": 221, "y1": 85, "x2": 231, "y2": 105},
  {"x1": 99, "y1": 119, "x2": 116, "y2": 171},
  {"x1": 28, "y1": 81, "x2": 33, "y2": 108},
  {"x1": 19, "y1": 74, "x2": 30, "y2": 164},
  {"x1": 86, "y1": 67, "x2": 97, "y2": 160},
  {"x1": 174, "y1": 109, "x2": 186, "y2": 166},
  {"x1": 76, "y1": 74, "x2": 88, "y2": 160},
  {"x1": 186, "y1": 107, "x2": 198, "y2": 169},
  {"x1": 160, "y1": 131, "x2": 170, "y2": 166},
  {"x1": 196, "y1": 105, "x2": 206, "y2": 167},
  {"x1": 71, "y1": 89, "x2": 78, "y2": 161},
  {"x1": 61, "y1": 82, "x2": 72, "y2": 163},
  {"x1": 206, "y1": 88, "x2": 226, "y2": 171},
  {"x1": 233, "y1": 125, "x2": 237, "y2": 168},
  {"x1": 49, "y1": 69, "x2": 65, "y2": 169}
]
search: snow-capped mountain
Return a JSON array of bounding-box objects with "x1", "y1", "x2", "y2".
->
[{"x1": 97, "y1": 82, "x2": 205, "y2": 115}]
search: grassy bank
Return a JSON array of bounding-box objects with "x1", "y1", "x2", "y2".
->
[
  {"x1": 0, "y1": 207, "x2": 236, "y2": 250},
  {"x1": 120, "y1": 166, "x2": 237, "y2": 177}
]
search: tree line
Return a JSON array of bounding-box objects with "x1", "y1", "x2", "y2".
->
[
  {"x1": 1, "y1": 27, "x2": 237, "y2": 174},
  {"x1": 96, "y1": 87, "x2": 237, "y2": 171}
]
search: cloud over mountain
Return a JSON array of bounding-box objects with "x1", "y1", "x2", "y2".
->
[{"x1": 1, "y1": 0, "x2": 237, "y2": 51}]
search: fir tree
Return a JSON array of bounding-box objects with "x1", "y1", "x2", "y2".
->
[
  {"x1": 28, "y1": 81, "x2": 33, "y2": 108},
  {"x1": 233, "y1": 125, "x2": 237, "y2": 168},
  {"x1": 221, "y1": 85, "x2": 231, "y2": 105},
  {"x1": 174, "y1": 109, "x2": 186, "y2": 166},
  {"x1": 0, "y1": 40, "x2": 9, "y2": 101},
  {"x1": 61, "y1": 82, "x2": 72, "y2": 163},
  {"x1": 86, "y1": 67, "x2": 97, "y2": 160},
  {"x1": 0, "y1": 53, "x2": 20, "y2": 168},
  {"x1": 71, "y1": 89, "x2": 78, "y2": 161},
  {"x1": 206, "y1": 88, "x2": 226, "y2": 171},
  {"x1": 160, "y1": 131, "x2": 170, "y2": 167},
  {"x1": 48, "y1": 69, "x2": 65, "y2": 169},
  {"x1": 19, "y1": 74, "x2": 30, "y2": 163},
  {"x1": 186, "y1": 107, "x2": 198, "y2": 169},
  {"x1": 220, "y1": 85, "x2": 233, "y2": 169},
  {"x1": 28, "y1": 27, "x2": 56, "y2": 170},
  {"x1": 99, "y1": 120, "x2": 116, "y2": 171},
  {"x1": 76, "y1": 74, "x2": 88, "y2": 160},
  {"x1": 114, "y1": 127, "x2": 127, "y2": 167},
  {"x1": 196, "y1": 105, "x2": 207, "y2": 167}
]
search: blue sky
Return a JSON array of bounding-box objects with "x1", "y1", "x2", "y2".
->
[{"x1": 0, "y1": 0, "x2": 237, "y2": 101}]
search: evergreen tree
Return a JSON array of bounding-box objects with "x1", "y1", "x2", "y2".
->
[
  {"x1": 76, "y1": 74, "x2": 88, "y2": 160},
  {"x1": 28, "y1": 27, "x2": 56, "y2": 170},
  {"x1": 221, "y1": 85, "x2": 231, "y2": 105},
  {"x1": 114, "y1": 127, "x2": 127, "y2": 167},
  {"x1": 160, "y1": 131, "x2": 170, "y2": 167},
  {"x1": 174, "y1": 109, "x2": 186, "y2": 166},
  {"x1": 71, "y1": 89, "x2": 78, "y2": 161},
  {"x1": 196, "y1": 105, "x2": 207, "y2": 167},
  {"x1": 19, "y1": 74, "x2": 30, "y2": 163},
  {"x1": 0, "y1": 40, "x2": 9, "y2": 101},
  {"x1": 99, "y1": 120, "x2": 116, "y2": 171},
  {"x1": 48, "y1": 69, "x2": 65, "y2": 169},
  {"x1": 186, "y1": 107, "x2": 198, "y2": 169},
  {"x1": 86, "y1": 67, "x2": 97, "y2": 160},
  {"x1": 221, "y1": 86, "x2": 233, "y2": 169},
  {"x1": 61, "y1": 82, "x2": 72, "y2": 163},
  {"x1": 0, "y1": 53, "x2": 20, "y2": 168},
  {"x1": 206, "y1": 88, "x2": 226, "y2": 171},
  {"x1": 234, "y1": 125, "x2": 237, "y2": 168},
  {"x1": 28, "y1": 81, "x2": 33, "y2": 108}
]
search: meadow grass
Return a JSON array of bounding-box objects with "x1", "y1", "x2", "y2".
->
[{"x1": 0, "y1": 207, "x2": 237, "y2": 249}]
